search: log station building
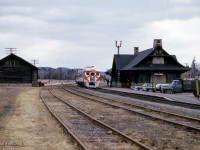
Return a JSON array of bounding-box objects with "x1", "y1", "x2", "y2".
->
[
  {"x1": 0, "y1": 53, "x2": 38, "y2": 86},
  {"x1": 111, "y1": 39, "x2": 190, "y2": 87}
]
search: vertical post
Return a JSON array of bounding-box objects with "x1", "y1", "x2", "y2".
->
[
  {"x1": 151, "y1": 71, "x2": 154, "y2": 92},
  {"x1": 31, "y1": 59, "x2": 39, "y2": 66},
  {"x1": 116, "y1": 41, "x2": 122, "y2": 55},
  {"x1": 117, "y1": 71, "x2": 121, "y2": 87},
  {"x1": 195, "y1": 79, "x2": 199, "y2": 97},
  {"x1": 154, "y1": 78, "x2": 156, "y2": 92},
  {"x1": 68, "y1": 70, "x2": 70, "y2": 83},
  {"x1": 59, "y1": 68, "x2": 62, "y2": 82},
  {"x1": 48, "y1": 68, "x2": 51, "y2": 83},
  {"x1": 5, "y1": 48, "x2": 17, "y2": 54},
  {"x1": 116, "y1": 41, "x2": 122, "y2": 87}
]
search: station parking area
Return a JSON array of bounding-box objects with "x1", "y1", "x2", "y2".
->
[{"x1": 100, "y1": 85, "x2": 200, "y2": 105}]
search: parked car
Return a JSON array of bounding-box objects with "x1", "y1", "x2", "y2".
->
[
  {"x1": 160, "y1": 79, "x2": 200, "y2": 95},
  {"x1": 155, "y1": 84, "x2": 162, "y2": 91},
  {"x1": 131, "y1": 84, "x2": 144, "y2": 90},
  {"x1": 155, "y1": 83, "x2": 169, "y2": 91},
  {"x1": 142, "y1": 83, "x2": 154, "y2": 91},
  {"x1": 160, "y1": 84, "x2": 172, "y2": 93}
]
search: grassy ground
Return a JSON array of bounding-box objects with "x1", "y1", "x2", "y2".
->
[{"x1": 0, "y1": 87, "x2": 78, "y2": 150}]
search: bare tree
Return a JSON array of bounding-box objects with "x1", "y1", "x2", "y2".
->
[{"x1": 190, "y1": 57, "x2": 200, "y2": 78}]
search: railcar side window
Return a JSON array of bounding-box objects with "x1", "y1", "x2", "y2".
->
[
  {"x1": 86, "y1": 72, "x2": 89, "y2": 75},
  {"x1": 96, "y1": 72, "x2": 99, "y2": 76}
]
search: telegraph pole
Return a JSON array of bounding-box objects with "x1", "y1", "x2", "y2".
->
[
  {"x1": 59, "y1": 68, "x2": 62, "y2": 82},
  {"x1": 6, "y1": 48, "x2": 17, "y2": 54},
  {"x1": 115, "y1": 41, "x2": 122, "y2": 55},
  {"x1": 48, "y1": 68, "x2": 51, "y2": 83},
  {"x1": 31, "y1": 59, "x2": 39, "y2": 66}
]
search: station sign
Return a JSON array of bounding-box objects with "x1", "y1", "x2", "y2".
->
[{"x1": 154, "y1": 73, "x2": 163, "y2": 76}]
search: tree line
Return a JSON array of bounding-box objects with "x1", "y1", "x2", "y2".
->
[{"x1": 38, "y1": 67, "x2": 79, "y2": 80}]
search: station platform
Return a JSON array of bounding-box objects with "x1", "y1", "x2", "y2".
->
[{"x1": 99, "y1": 85, "x2": 200, "y2": 105}]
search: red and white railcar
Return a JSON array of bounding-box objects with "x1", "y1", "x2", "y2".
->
[{"x1": 75, "y1": 66, "x2": 100, "y2": 88}]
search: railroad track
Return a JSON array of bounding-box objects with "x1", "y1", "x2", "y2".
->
[
  {"x1": 52, "y1": 85, "x2": 200, "y2": 149},
  {"x1": 63, "y1": 84, "x2": 200, "y2": 132},
  {"x1": 90, "y1": 87, "x2": 200, "y2": 110},
  {"x1": 40, "y1": 87, "x2": 152, "y2": 150}
]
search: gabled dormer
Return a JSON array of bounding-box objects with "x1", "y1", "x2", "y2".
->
[{"x1": 152, "y1": 39, "x2": 164, "y2": 64}]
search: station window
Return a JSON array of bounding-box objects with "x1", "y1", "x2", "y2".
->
[
  {"x1": 6, "y1": 61, "x2": 11, "y2": 66},
  {"x1": 6, "y1": 61, "x2": 19, "y2": 67}
]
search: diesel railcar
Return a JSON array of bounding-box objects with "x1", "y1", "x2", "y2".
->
[{"x1": 75, "y1": 66, "x2": 100, "y2": 88}]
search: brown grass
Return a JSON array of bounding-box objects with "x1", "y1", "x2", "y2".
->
[{"x1": 0, "y1": 87, "x2": 78, "y2": 150}]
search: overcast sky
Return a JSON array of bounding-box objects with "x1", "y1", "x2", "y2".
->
[{"x1": 0, "y1": 0, "x2": 200, "y2": 71}]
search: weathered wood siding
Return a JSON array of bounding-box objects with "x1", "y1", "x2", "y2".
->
[{"x1": 0, "y1": 54, "x2": 38, "y2": 83}]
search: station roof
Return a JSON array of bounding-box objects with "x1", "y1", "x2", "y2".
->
[
  {"x1": 121, "y1": 48, "x2": 154, "y2": 70},
  {"x1": 112, "y1": 46, "x2": 189, "y2": 72}
]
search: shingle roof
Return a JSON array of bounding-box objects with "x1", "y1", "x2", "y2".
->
[
  {"x1": 113, "y1": 47, "x2": 188, "y2": 71},
  {"x1": 121, "y1": 48, "x2": 154, "y2": 70},
  {"x1": 128, "y1": 64, "x2": 190, "y2": 71},
  {"x1": 113, "y1": 54, "x2": 137, "y2": 70}
]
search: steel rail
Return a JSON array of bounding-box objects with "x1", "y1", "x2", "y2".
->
[
  {"x1": 68, "y1": 85, "x2": 200, "y2": 122},
  {"x1": 49, "y1": 88, "x2": 153, "y2": 150},
  {"x1": 91, "y1": 88, "x2": 200, "y2": 109},
  {"x1": 39, "y1": 90, "x2": 88, "y2": 150},
  {"x1": 62, "y1": 85, "x2": 200, "y2": 132}
]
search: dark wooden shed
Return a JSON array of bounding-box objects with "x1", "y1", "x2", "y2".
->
[
  {"x1": 111, "y1": 39, "x2": 190, "y2": 87},
  {"x1": 0, "y1": 53, "x2": 38, "y2": 84}
]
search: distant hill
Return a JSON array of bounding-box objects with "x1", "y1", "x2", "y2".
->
[{"x1": 38, "y1": 67, "x2": 80, "y2": 80}]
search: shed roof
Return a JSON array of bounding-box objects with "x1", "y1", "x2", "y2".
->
[{"x1": 0, "y1": 53, "x2": 38, "y2": 70}]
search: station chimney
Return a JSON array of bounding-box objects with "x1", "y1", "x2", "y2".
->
[
  {"x1": 153, "y1": 39, "x2": 162, "y2": 49},
  {"x1": 134, "y1": 47, "x2": 139, "y2": 55}
]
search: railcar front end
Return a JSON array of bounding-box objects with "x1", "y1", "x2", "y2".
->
[{"x1": 76, "y1": 66, "x2": 100, "y2": 88}]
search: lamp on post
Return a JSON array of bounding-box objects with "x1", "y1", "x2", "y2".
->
[
  {"x1": 152, "y1": 71, "x2": 154, "y2": 92},
  {"x1": 116, "y1": 41, "x2": 122, "y2": 56}
]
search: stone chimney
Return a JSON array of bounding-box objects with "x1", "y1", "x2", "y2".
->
[
  {"x1": 134, "y1": 47, "x2": 139, "y2": 55},
  {"x1": 153, "y1": 39, "x2": 162, "y2": 49}
]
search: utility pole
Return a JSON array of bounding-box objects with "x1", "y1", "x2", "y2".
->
[
  {"x1": 31, "y1": 59, "x2": 39, "y2": 66},
  {"x1": 48, "y1": 68, "x2": 53, "y2": 83},
  {"x1": 59, "y1": 68, "x2": 62, "y2": 82},
  {"x1": 115, "y1": 41, "x2": 122, "y2": 56},
  {"x1": 6, "y1": 48, "x2": 17, "y2": 54}
]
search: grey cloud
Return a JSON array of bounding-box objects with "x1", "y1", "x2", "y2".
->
[{"x1": 0, "y1": 0, "x2": 200, "y2": 70}]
